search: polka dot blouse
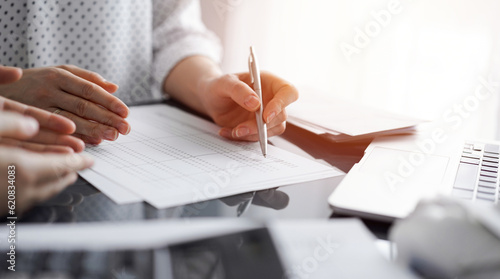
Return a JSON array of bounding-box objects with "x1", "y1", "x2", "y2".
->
[{"x1": 0, "y1": 0, "x2": 222, "y2": 104}]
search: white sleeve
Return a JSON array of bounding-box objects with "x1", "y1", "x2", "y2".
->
[{"x1": 152, "y1": 0, "x2": 222, "y2": 96}]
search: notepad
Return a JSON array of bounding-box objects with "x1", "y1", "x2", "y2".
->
[{"x1": 79, "y1": 104, "x2": 341, "y2": 208}]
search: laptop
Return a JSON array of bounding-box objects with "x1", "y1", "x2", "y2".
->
[{"x1": 328, "y1": 133, "x2": 500, "y2": 222}]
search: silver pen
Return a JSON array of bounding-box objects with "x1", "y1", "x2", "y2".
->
[{"x1": 248, "y1": 46, "x2": 267, "y2": 157}]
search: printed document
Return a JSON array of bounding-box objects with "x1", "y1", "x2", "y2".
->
[{"x1": 79, "y1": 104, "x2": 341, "y2": 208}]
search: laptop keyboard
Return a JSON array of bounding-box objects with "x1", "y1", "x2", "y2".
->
[{"x1": 452, "y1": 142, "x2": 499, "y2": 203}]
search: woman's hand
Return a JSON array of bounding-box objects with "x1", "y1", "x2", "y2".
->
[
  {"x1": 0, "y1": 95, "x2": 84, "y2": 152},
  {"x1": 164, "y1": 56, "x2": 298, "y2": 141},
  {"x1": 0, "y1": 65, "x2": 131, "y2": 145},
  {"x1": 200, "y1": 71, "x2": 299, "y2": 141},
  {"x1": 0, "y1": 65, "x2": 83, "y2": 152},
  {"x1": 0, "y1": 147, "x2": 94, "y2": 215}
]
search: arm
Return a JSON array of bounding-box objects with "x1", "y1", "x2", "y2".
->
[{"x1": 155, "y1": 1, "x2": 297, "y2": 141}]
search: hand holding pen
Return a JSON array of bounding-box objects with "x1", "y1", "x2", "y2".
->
[{"x1": 187, "y1": 48, "x2": 299, "y2": 143}]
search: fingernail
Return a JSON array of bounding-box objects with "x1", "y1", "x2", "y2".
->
[
  {"x1": 118, "y1": 123, "x2": 130, "y2": 135},
  {"x1": 235, "y1": 127, "x2": 249, "y2": 138},
  {"x1": 244, "y1": 95, "x2": 260, "y2": 110},
  {"x1": 103, "y1": 129, "x2": 118, "y2": 141},
  {"x1": 266, "y1": 112, "x2": 276, "y2": 123},
  {"x1": 219, "y1": 128, "x2": 231, "y2": 138},
  {"x1": 22, "y1": 118, "x2": 39, "y2": 135}
]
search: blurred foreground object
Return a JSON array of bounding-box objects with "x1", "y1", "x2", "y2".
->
[{"x1": 390, "y1": 197, "x2": 500, "y2": 279}]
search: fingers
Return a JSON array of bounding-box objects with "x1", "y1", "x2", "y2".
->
[
  {"x1": 72, "y1": 133, "x2": 102, "y2": 145},
  {"x1": 0, "y1": 111, "x2": 39, "y2": 139},
  {"x1": 0, "y1": 66, "x2": 22, "y2": 84},
  {"x1": 217, "y1": 74, "x2": 261, "y2": 112},
  {"x1": 259, "y1": 72, "x2": 298, "y2": 124},
  {"x1": 56, "y1": 68, "x2": 129, "y2": 118},
  {"x1": 56, "y1": 109, "x2": 118, "y2": 144},
  {"x1": 2, "y1": 98, "x2": 76, "y2": 134},
  {"x1": 52, "y1": 91, "x2": 130, "y2": 135},
  {"x1": 0, "y1": 138, "x2": 74, "y2": 153},
  {"x1": 25, "y1": 129, "x2": 85, "y2": 152},
  {"x1": 56, "y1": 64, "x2": 119, "y2": 93},
  {"x1": 0, "y1": 101, "x2": 82, "y2": 151},
  {"x1": 219, "y1": 110, "x2": 287, "y2": 141},
  {"x1": 33, "y1": 152, "x2": 94, "y2": 185},
  {"x1": 4, "y1": 149, "x2": 94, "y2": 211}
]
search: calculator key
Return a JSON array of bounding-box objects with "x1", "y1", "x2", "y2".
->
[
  {"x1": 453, "y1": 163, "x2": 479, "y2": 191},
  {"x1": 460, "y1": 157, "x2": 480, "y2": 165},
  {"x1": 483, "y1": 154, "x2": 500, "y2": 159},
  {"x1": 451, "y1": 188, "x2": 474, "y2": 200},
  {"x1": 480, "y1": 171, "x2": 497, "y2": 178},
  {"x1": 477, "y1": 186, "x2": 496, "y2": 195},
  {"x1": 462, "y1": 153, "x2": 481, "y2": 160},
  {"x1": 482, "y1": 161, "x2": 499, "y2": 168},
  {"x1": 481, "y1": 166, "x2": 498, "y2": 173},
  {"x1": 476, "y1": 192, "x2": 496, "y2": 202},
  {"x1": 484, "y1": 144, "x2": 500, "y2": 154},
  {"x1": 472, "y1": 144, "x2": 483, "y2": 151},
  {"x1": 483, "y1": 157, "x2": 500, "y2": 164},
  {"x1": 478, "y1": 180, "x2": 497, "y2": 188},
  {"x1": 479, "y1": 176, "x2": 497, "y2": 183}
]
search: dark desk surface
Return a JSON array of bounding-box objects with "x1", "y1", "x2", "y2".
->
[{"x1": 6, "y1": 121, "x2": 398, "y2": 279}]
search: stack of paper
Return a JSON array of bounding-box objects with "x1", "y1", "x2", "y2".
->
[
  {"x1": 287, "y1": 95, "x2": 423, "y2": 142},
  {"x1": 79, "y1": 104, "x2": 342, "y2": 208}
]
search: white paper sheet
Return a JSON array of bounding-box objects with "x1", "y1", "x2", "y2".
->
[
  {"x1": 79, "y1": 104, "x2": 342, "y2": 208},
  {"x1": 287, "y1": 94, "x2": 424, "y2": 136},
  {"x1": 268, "y1": 219, "x2": 418, "y2": 279},
  {"x1": 78, "y1": 169, "x2": 142, "y2": 204}
]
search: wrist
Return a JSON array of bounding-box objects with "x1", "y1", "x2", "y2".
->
[{"x1": 162, "y1": 55, "x2": 222, "y2": 115}]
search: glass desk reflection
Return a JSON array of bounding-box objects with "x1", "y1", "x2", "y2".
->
[{"x1": 3, "y1": 123, "x2": 371, "y2": 279}]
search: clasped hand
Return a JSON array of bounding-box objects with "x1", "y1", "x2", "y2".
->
[
  {"x1": 0, "y1": 65, "x2": 131, "y2": 146},
  {"x1": 0, "y1": 66, "x2": 93, "y2": 215}
]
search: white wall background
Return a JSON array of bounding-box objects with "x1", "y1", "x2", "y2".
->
[{"x1": 201, "y1": 0, "x2": 500, "y2": 140}]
